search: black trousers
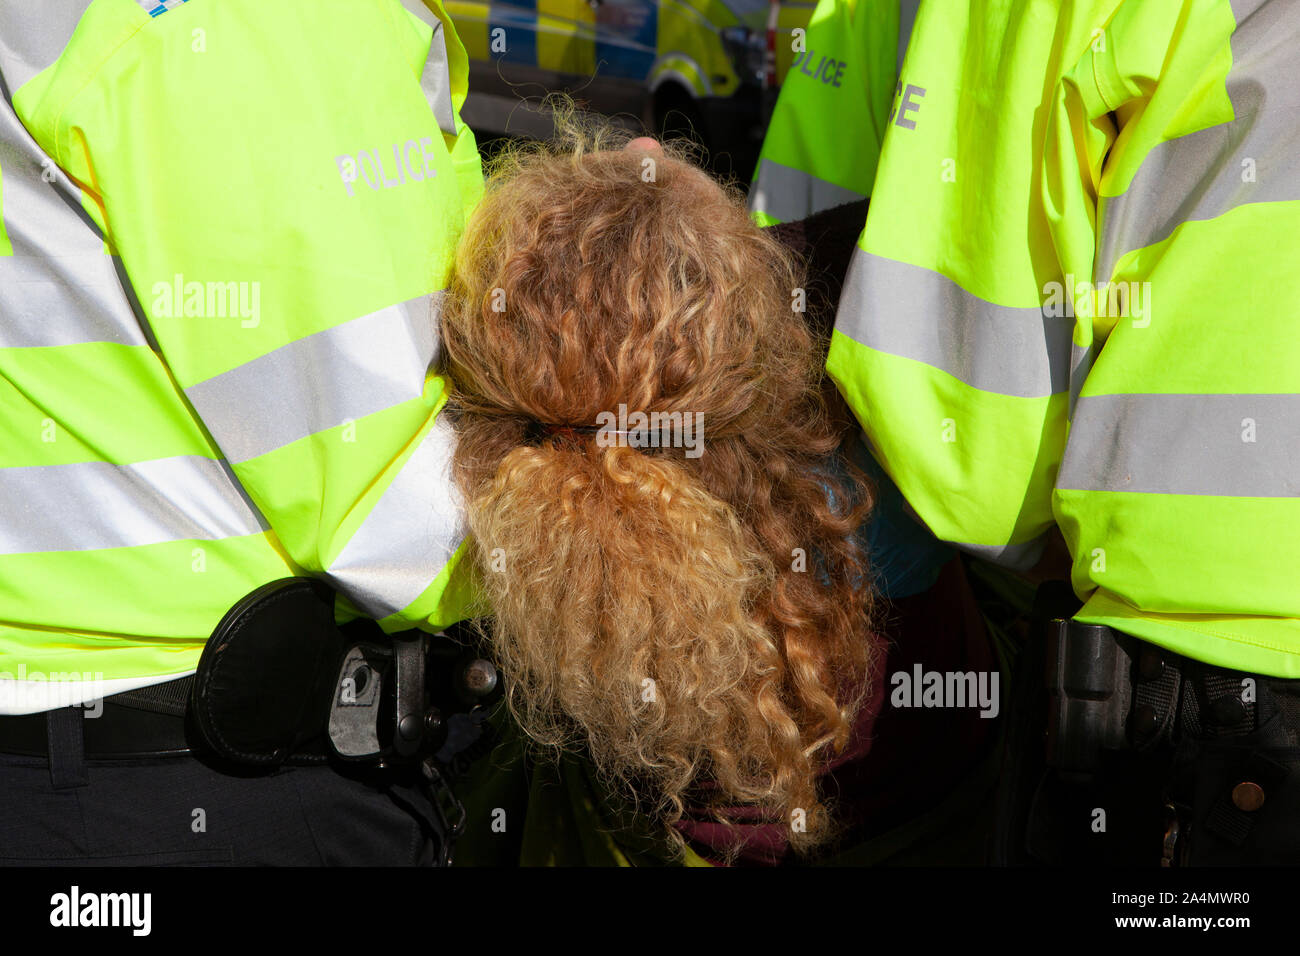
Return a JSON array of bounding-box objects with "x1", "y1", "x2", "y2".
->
[{"x1": 0, "y1": 711, "x2": 444, "y2": 866}]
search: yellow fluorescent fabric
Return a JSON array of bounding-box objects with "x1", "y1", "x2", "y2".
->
[
  {"x1": 0, "y1": 0, "x2": 483, "y2": 705},
  {"x1": 748, "y1": 0, "x2": 906, "y2": 226},
  {"x1": 830, "y1": 0, "x2": 1300, "y2": 675}
]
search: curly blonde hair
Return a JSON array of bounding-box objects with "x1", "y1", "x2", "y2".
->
[{"x1": 439, "y1": 112, "x2": 878, "y2": 857}]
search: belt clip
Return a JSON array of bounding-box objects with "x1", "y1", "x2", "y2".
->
[
  {"x1": 327, "y1": 621, "x2": 505, "y2": 766},
  {"x1": 328, "y1": 632, "x2": 446, "y2": 764}
]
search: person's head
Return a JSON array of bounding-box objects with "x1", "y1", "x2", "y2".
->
[{"x1": 439, "y1": 115, "x2": 877, "y2": 856}]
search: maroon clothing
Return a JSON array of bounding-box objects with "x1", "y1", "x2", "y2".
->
[{"x1": 674, "y1": 557, "x2": 998, "y2": 865}]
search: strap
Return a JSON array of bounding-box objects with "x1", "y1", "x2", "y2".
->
[
  {"x1": 46, "y1": 706, "x2": 87, "y2": 790},
  {"x1": 1198, "y1": 672, "x2": 1255, "y2": 738},
  {"x1": 1128, "y1": 642, "x2": 1258, "y2": 748},
  {"x1": 1129, "y1": 644, "x2": 1182, "y2": 750},
  {"x1": 1202, "y1": 751, "x2": 1289, "y2": 847},
  {"x1": 112, "y1": 675, "x2": 195, "y2": 717}
]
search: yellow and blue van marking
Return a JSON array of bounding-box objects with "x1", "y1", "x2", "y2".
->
[{"x1": 479, "y1": 0, "x2": 657, "y2": 81}]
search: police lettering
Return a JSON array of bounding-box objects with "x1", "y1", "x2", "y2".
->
[
  {"x1": 335, "y1": 137, "x2": 439, "y2": 197},
  {"x1": 792, "y1": 49, "x2": 845, "y2": 88},
  {"x1": 889, "y1": 81, "x2": 926, "y2": 129}
]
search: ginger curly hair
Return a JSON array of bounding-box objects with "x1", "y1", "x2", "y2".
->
[{"x1": 439, "y1": 114, "x2": 879, "y2": 857}]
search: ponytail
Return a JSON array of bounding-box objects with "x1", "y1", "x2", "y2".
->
[{"x1": 467, "y1": 439, "x2": 832, "y2": 851}]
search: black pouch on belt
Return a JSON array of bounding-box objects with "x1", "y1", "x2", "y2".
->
[
  {"x1": 189, "y1": 577, "x2": 500, "y2": 770},
  {"x1": 190, "y1": 577, "x2": 347, "y2": 767}
]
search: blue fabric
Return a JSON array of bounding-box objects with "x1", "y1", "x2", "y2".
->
[
  {"x1": 844, "y1": 439, "x2": 953, "y2": 600},
  {"x1": 145, "y1": 0, "x2": 190, "y2": 17}
]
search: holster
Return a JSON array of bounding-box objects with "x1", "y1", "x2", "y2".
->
[
  {"x1": 994, "y1": 583, "x2": 1171, "y2": 865},
  {"x1": 190, "y1": 577, "x2": 345, "y2": 767},
  {"x1": 1026, "y1": 607, "x2": 1300, "y2": 865},
  {"x1": 190, "y1": 577, "x2": 499, "y2": 770},
  {"x1": 1045, "y1": 620, "x2": 1135, "y2": 779}
]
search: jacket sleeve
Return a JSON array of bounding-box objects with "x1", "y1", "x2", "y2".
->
[
  {"x1": 1045, "y1": 0, "x2": 1300, "y2": 653},
  {"x1": 749, "y1": 0, "x2": 906, "y2": 225},
  {"x1": 824, "y1": 0, "x2": 1092, "y2": 570}
]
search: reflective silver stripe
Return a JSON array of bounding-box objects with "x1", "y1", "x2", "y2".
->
[
  {"x1": 1068, "y1": 339, "x2": 1094, "y2": 417},
  {"x1": 325, "y1": 414, "x2": 464, "y2": 618},
  {"x1": 400, "y1": 0, "x2": 458, "y2": 136},
  {"x1": 0, "y1": 1, "x2": 91, "y2": 97},
  {"x1": 0, "y1": 98, "x2": 146, "y2": 347},
  {"x1": 1095, "y1": 0, "x2": 1300, "y2": 282},
  {"x1": 1059, "y1": 393, "x2": 1300, "y2": 497},
  {"x1": 897, "y1": 0, "x2": 921, "y2": 74},
  {"x1": 0, "y1": 456, "x2": 268, "y2": 555},
  {"x1": 0, "y1": 255, "x2": 148, "y2": 348},
  {"x1": 834, "y1": 249, "x2": 1072, "y2": 398},
  {"x1": 0, "y1": 99, "x2": 106, "y2": 251},
  {"x1": 951, "y1": 534, "x2": 1047, "y2": 572},
  {"x1": 185, "y1": 293, "x2": 441, "y2": 464},
  {"x1": 750, "y1": 157, "x2": 866, "y2": 223}
]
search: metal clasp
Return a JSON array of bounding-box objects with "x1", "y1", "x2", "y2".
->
[{"x1": 1161, "y1": 802, "x2": 1182, "y2": 867}]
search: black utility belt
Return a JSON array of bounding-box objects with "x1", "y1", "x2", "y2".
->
[
  {"x1": 0, "y1": 578, "x2": 500, "y2": 766},
  {"x1": 1045, "y1": 619, "x2": 1293, "y2": 776},
  {"x1": 0, "y1": 683, "x2": 193, "y2": 760}
]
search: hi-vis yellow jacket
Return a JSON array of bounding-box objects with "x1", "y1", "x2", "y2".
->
[
  {"x1": 829, "y1": 0, "x2": 1300, "y2": 676},
  {"x1": 0, "y1": 0, "x2": 483, "y2": 712},
  {"x1": 749, "y1": 0, "x2": 918, "y2": 226}
]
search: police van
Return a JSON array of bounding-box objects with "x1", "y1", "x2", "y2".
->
[{"x1": 447, "y1": 0, "x2": 815, "y2": 179}]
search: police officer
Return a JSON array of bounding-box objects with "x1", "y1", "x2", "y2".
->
[
  {"x1": 0, "y1": 0, "x2": 482, "y2": 864},
  {"x1": 828, "y1": 0, "x2": 1300, "y2": 863},
  {"x1": 749, "y1": 0, "x2": 919, "y2": 226}
]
